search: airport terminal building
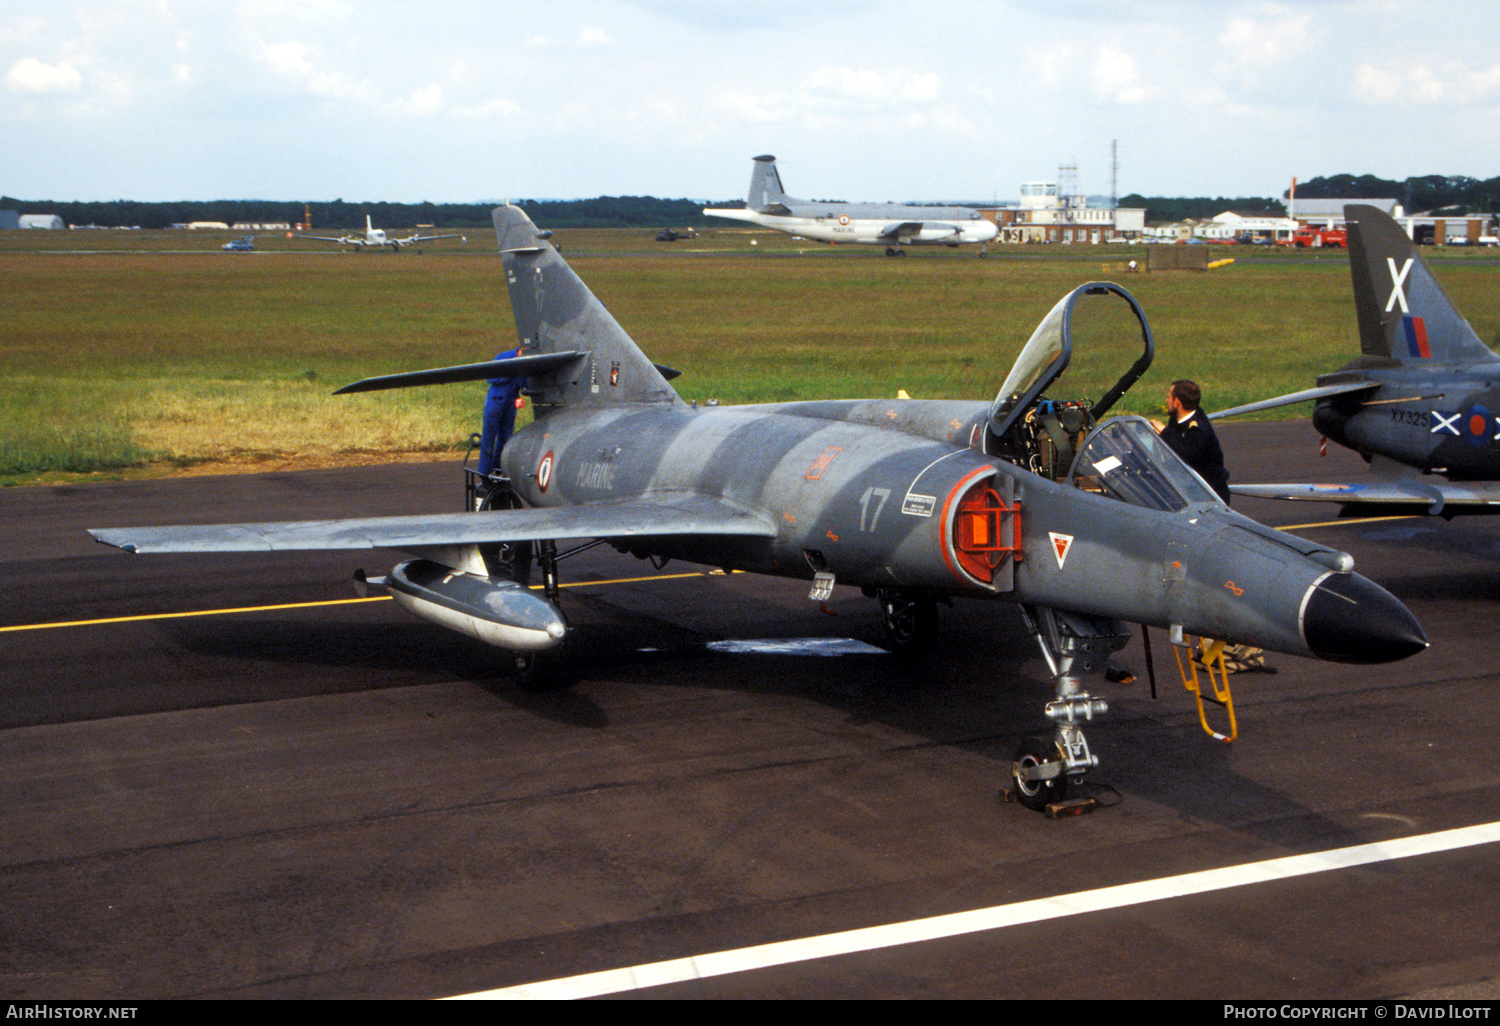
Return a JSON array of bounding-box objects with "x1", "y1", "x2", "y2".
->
[{"x1": 982, "y1": 182, "x2": 1147, "y2": 244}]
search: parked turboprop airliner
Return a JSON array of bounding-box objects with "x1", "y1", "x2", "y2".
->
[{"x1": 704, "y1": 155, "x2": 998, "y2": 256}]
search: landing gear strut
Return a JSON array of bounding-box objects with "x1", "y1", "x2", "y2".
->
[
  {"x1": 476, "y1": 479, "x2": 534, "y2": 585},
  {"x1": 462, "y1": 445, "x2": 590, "y2": 690},
  {"x1": 1011, "y1": 606, "x2": 1130, "y2": 811},
  {"x1": 508, "y1": 535, "x2": 610, "y2": 691}
]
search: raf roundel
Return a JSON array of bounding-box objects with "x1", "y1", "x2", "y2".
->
[{"x1": 1465, "y1": 404, "x2": 1493, "y2": 447}]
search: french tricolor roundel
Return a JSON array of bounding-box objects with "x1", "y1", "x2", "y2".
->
[
  {"x1": 1049, "y1": 532, "x2": 1074, "y2": 569},
  {"x1": 536, "y1": 450, "x2": 555, "y2": 492},
  {"x1": 838, "y1": 214, "x2": 850, "y2": 226}
]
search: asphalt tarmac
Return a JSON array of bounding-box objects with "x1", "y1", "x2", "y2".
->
[{"x1": 4, "y1": 421, "x2": 1499, "y2": 1000}]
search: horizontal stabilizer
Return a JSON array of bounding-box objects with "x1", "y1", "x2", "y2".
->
[
  {"x1": 333, "y1": 351, "x2": 585, "y2": 394},
  {"x1": 90, "y1": 495, "x2": 775, "y2": 555},
  {"x1": 1231, "y1": 479, "x2": 1500, "y2": 514},
  {"x1": 702, "y1": 207, "x2": 759, "y2": 223},
  {"x1": 1211, "y1": 380, "x2": 1379, "y2": 420}
]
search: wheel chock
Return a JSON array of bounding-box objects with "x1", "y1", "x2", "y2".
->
[
  {"x1": 999, "y1": 787, "x2": 1098, "y2": 817},
  {"x1": 1045, "y1": 797, "x2": 1097, "y2": 818}
]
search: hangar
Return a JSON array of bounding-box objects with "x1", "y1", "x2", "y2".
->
[
  {"x1": 1291, "y1": 197, "x2": 1493, "y2": 245},
  {"x1": 17, "y1": 213, "x2": 65, "y2": 230}
]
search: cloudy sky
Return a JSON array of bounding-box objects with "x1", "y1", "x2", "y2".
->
[{"x1": 2, "y1": 0, "x2": 1496, "y2": 204}]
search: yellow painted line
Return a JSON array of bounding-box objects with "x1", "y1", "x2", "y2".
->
[
  {"x1": 0, "y1": 596, "x2": 391, "y2": 633},
  {"x1": 0, "y1": 569, "x2": 732, "y2": 634},
  {"x1": 567, "y1": 570, "x2": 724, "y2": 588},
  {"x1": 1279, "y1": 514, "x2": 1421, "y2": 530}
]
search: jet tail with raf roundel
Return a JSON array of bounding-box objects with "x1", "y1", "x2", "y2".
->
[
  {"x1": 1216, "y1": 204, "x2": 1500, "y2": 425},
  {"x1": 1346, "y1": 203, "x2": 1500, "y2": 365},
  {"x1": 1220, "y1": 204, "x2": 1500, "y2": 514}
]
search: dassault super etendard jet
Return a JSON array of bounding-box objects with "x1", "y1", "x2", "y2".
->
[
  {"x1": 1216, "y1": 204, "x2": 1500, "y2": 515},
  {"x1": 704, "y1": 155, "x2": 998, "y2": 256},
  {"x1": 90, "y1": 204, "x2": 1426, "y2": 809}
]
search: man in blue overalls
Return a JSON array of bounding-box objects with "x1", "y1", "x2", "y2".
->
[{"x1": 477, "y1": 348, "x2": 522, "y2": 487}]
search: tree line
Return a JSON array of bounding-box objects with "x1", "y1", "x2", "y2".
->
[
  {"x1": 0, "y1": 195, "x2": 738, "y2": 231},
  {"x1": 1291, "y1": 174, "x2": 1500, "y2": 216},
  {"x1": 4, "y1": 174, "x2": 1497, "y2": 229}
]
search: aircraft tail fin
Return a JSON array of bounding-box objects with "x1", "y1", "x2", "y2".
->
[
  {"x1": 1346, "y1": 204, "x2": 1498, "y2": 364},
  {"x1": 493, "y1": 205, "x2": 680, "y2": 411},
  {"x1": 747, "y1": 154, "x2": 788, "y2": 212}
]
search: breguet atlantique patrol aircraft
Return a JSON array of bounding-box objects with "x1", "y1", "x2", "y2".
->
[
  {"x1": 295, "y1": 214, "x2": 466, "y2": 252},
  {"x1": 704, "y1": 155, "x2": 999, "y2": 256},
  {"x1": 90, "y1": 205, "x2": 1426, "y2": 809},
  {"x1": 1216, "y1": 205, "x2": 1500, "y2": 515}
]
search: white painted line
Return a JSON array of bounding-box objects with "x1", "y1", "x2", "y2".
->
[{"x1": 449, "y1": 820, "x2": 1500, "y2": 1000}]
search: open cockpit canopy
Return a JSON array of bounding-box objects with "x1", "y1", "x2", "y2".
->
[
  {"x1": 987, "y1": 282, "x2": 1155, "y2": 443},
  {"x1": 986, "y1": 282, "x2": 1156, "y2": 479}
]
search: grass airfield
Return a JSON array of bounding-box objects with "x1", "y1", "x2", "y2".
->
[{"x1": 2, "y1": 225, "x2": 1498, "y2": 485}]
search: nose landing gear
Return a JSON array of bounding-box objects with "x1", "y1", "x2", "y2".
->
[{"x1": 1010, "y1": 606, "x2": 1130, "y2": 813}]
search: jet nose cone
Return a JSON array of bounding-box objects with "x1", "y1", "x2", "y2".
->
[{"x1": 1302, "y1": 572, "x2": 1427, "y2": 664}]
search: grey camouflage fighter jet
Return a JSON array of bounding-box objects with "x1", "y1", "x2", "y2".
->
[
  {"x1": 704, "y1": 155, "x2": 998, "y2": 256},
  {"x1": 1215, "y1": 204, "x2": 1500, "y2": 515},
  {"x1": 90, "y1": 204, "x2": 1426, "y2": 809}
]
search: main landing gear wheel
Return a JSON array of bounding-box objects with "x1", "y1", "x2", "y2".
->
[
  {"x1": 1012, "y1": 736, "x2": 1068, "y2": 811},
  {"x1": 879, "y1": 591, "x2": 938, "y2": 661},
  {"x1": 513, "y1": 620, "x2": 570, "y2": 693}
]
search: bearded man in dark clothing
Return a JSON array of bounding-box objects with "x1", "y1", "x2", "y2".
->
[
  {"x1": 1152, "y1": 380, "x2": 1267, "y2": 672},
  {"x1": 1152, "y1": 379, "x2": 1231, "y2": 504}
]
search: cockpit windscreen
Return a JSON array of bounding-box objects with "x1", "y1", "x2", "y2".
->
[{"x1": 1070, "y1": 416, "x2": 1223, "y2": 512}]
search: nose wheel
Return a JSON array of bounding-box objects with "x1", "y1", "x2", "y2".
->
[
  {"x1": 1011, "y1": 606, "x2": 1131, "y2": 812},
  {"x1": 1011, "y1": 736, "x2": 1068, "y2": 811}
]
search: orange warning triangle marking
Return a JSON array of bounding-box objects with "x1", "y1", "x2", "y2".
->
[{"x1": 1049, "y1": 532, "x2": 1073, "y2": 569}]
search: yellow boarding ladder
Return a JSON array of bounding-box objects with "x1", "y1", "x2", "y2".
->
[{"x1": 1172, "y1": 636, "x2": 1237, "y2": 743}]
